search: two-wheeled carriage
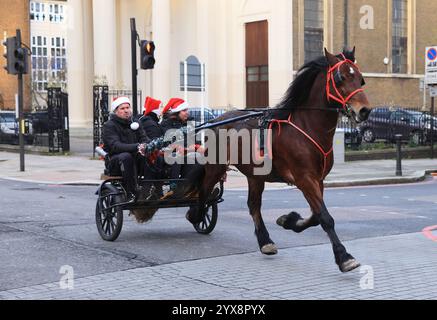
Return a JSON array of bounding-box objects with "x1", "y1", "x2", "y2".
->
[{"x1": 95, "y1": 174, "x2": 224, "y2": 241}]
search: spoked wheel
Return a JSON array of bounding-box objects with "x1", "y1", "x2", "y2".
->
[
  {"x1": 193, "y1": 203, "x2": 218, "y2": 235},
  {"x1": 96, "y1": 187, "x2": 123, "y2": 241}
]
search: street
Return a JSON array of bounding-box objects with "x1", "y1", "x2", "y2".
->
[{"x1": 1, "y1": 177, "x2": 437, "y2": 299}]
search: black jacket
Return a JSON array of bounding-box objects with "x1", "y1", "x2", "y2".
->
[
  {"x1": 160, "y1": 116, "x2": 185, "y2": 132},
  {"x1": 139, "y1": 113, "x2": 164, "y2": 140},
  {"x1": 102, "y1": 114, "x2": 150, "y2": 155}
]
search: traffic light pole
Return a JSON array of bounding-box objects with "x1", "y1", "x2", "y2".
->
[
  {"x1": 16, "y1": 29, "x2": 25, "y2": 171},
  {"x1": 130, "y1": 18, "x2": 138, "y2": 116}
]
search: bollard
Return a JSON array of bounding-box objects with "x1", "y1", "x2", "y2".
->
[{"x1": 395, "y1": 134, "x2": 402, "y2": 176}]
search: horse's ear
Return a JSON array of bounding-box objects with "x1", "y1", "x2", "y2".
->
[{"x1": 324, "y1": 48, "x2": 338, "y2": 66}]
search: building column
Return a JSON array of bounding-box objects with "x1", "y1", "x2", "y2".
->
[
  {"x1": 67, "y1": 0, "x2": 94, "y2": 132},
  {"x1": 270, "y1": 0, "x2": 293, "y2": 106},
  {"x1": 92, "y1": 0, "x2": 117, "y2": 87},
  {"x1": 152, "y1": 0, "x2": 171, "y2": 102}
]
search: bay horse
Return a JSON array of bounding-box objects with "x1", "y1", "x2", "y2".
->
[{"x1": 188, "y1": 48, "x2": 371, "y2": 273}]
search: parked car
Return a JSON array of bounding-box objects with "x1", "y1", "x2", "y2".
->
[
  {"x1": 358, "y1": 107, "x2": 434, "y2": 145},
  {"x1": 188, "y1": 107, "x2": 218, "y2": 127},
  {"x1": 0, "y1": 111, "x2": 33, "y2": 145}
]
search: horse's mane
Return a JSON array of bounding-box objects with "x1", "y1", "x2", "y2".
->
[
  {"x1": 278, "y1": 56, "x2": 328, "y2": 110},
  {"x1": 278, "y1": 49, "x2": 355, "y2": 111}
]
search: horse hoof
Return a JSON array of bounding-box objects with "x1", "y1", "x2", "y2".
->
[
  {"x1": 276, "y1": 212, "x2": 303, "y2": 232},
  {"x1": 261, "y1": 243, "x2": 278, "y2": 255},
  {"x1": 340, "y1": 259, "x2": 361, "y2": 273}
]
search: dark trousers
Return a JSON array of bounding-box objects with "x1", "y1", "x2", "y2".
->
[{"x1": 108, "y1": 152, "x2": 137, "y2": 194}]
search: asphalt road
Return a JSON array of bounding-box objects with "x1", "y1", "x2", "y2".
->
[{"x1": 1, "y1": 177, "x2": 436, "y2": 291}]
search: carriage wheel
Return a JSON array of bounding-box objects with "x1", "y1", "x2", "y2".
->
[
  {"x1": 193, "y1": 203, "x2": 218, "y2": 235},
  {"x1": 95, "y1": 187, "x2": 123, "y2": 241}
]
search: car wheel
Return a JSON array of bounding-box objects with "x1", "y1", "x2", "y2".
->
[{"x1": 362, "y1": 128, "x2": 375, "y2": 143}]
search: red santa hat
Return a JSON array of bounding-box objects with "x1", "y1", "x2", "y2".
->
[
  {"x1": 171, "y1": 99, "x2": 189, "y2": 113},
  {"x1": 143, "y1": 96, "x2": 162, "y2": 115},
  {"x1": 162, "y1": 98, "x2": 185, "y2": 115},
  {"x1": 111, "y1": 96, "x2": 131, "y2": 112}
]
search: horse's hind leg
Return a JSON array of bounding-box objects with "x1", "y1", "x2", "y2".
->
[
  {"x1": 290, "y1": 176, "x2": 359, "y2": 272},
  {"x1": 247, "y1": 177, "x2": 277, "y2": 255}
]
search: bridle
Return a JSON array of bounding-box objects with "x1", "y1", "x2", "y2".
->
[{"x1": 326, "y1": 53, "x2": 365, "y2": 116}]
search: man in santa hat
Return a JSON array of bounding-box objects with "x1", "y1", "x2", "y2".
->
[
  {"x1": 139, "y1": 96, "x2": 164, "y2": 140},
  {"x1": 102, "y1": 96, "x2": 150, "y2": 203}
]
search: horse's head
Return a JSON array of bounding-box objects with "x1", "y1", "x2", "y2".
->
[{"x1": 325, "y1": 48, "x2": 371, "y2": 123}]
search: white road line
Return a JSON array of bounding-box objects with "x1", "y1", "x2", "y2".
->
[
  {"x1": 360, "y1": 194, "x2": 367, "y2": 197},
  {"x1": 383, "y1": 196, "x2": 390, "y2": 199},
  {"x1": 416, "y1": 216, "x2": 428, "y2": 219}
]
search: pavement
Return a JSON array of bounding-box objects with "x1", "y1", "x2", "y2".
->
[
  {"x1": 0, "y1": 149, "x2": 436, "y2": 189},
  {"x1": 1, "y1": 232, "x2": 436, "y2": 300}
]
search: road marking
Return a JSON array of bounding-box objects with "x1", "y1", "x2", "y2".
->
[
  {"x1": 360, "y1": 194, "x2": 367, "y2": 197},
  {"x1": 360, "y1": 209, "x2": 367, "y2": 212},
  {"x1": 407, "y1": 199, "x2": 415, "y2": 202},
  {"x1": 387, "y1": 212, "x2": 400, "y2": 215},
  {"x1": 283, "y1": 201, "x2": 289, "y2": 203},
  {"x1": 415, "y1": 216, "x2": 428, "y2": 219},
  {"x1": 422, "y1": 225, "x2": 437, "y2": 242},
  {"x1": 383, "y1": 196, "x2": 390, "y2": 199}
]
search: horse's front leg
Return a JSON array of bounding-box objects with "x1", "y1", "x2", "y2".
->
[
  {"x1": 293, "y1": 175, "x2": 360, "y2": 272},
  {"x1": 247, "y1": 177, "x2": 277, "y2": 255}
]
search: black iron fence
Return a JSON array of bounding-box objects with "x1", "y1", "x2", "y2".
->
[
  {"x1": 92, "y1": 86, "x2": 142, "y2": 157},
  {"x1": 0, "y1": 87, "x2": 69, "y2": 153}
]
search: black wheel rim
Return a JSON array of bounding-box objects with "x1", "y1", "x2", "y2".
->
[
  {"x1": 99, "y1": 195, "x2": 118, "y2": 236},
  {"x1": 198, "y1": 206, "x2": 212, "y2": 230}
]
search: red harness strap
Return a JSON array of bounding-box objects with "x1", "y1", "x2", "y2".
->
[
  {"x1": 268, "y1": 114, "x2": 333, "y2": 179},
  {"x1": 326, "y1": 58, "x2": 364, "y2": 110}
]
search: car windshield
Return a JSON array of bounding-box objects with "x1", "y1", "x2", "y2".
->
[{"x1": 0, "y1": 113, "x2": 16, "y2": 123}]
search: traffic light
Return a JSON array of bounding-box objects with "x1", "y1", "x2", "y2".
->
[
  {"x1": 3, "y1": 37, "x2": 17, "y2": 74},
  {"x1": 14, "y1": 47, "x2": 28, "y2": 74},
  {"x1": 140, "y1": 40, "x2": 155, "y2": 70},
  {"x1": 2, "y1": 36, "x2": 28, "y2": 75}
]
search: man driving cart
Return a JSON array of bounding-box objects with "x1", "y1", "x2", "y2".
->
[{"x1": 102, "y1": 96, "x2": 150, "y2": 203}]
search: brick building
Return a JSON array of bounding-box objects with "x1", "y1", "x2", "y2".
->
[
  {"x1": 0, "y1": 0, "x2": 31, "y2": 111},
  {"x1": 293, "y1": 0, "x2": 437, "y2": 109}
]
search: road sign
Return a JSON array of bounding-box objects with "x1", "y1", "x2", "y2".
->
[
  {"x1": 425, "y1": 46, "x2": 437, "y2": 85},
  {"x1": 430, "y1": 86, "x2": 437, "y2": 97}
]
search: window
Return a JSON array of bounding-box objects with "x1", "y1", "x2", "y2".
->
[
  {"x1": 180, "y1": 56, "x2": 204, "y2": 92},
  {"x1": 304, "y1": 0, "x2": 324, "y2": 63},
  {"x1": 246, "y1": 66, "x2": 268, "y2": 82},
  {"x1": 49, "y1": 3, "x2": 65, "y2": 23},
  {"x1": 31, "y1": 36, "x2": 48, "y2": 92},
  {"x1": 31, "y1": 35, "x2": 67, "y2": 92},
  {"x1": 30, "y1": 1, "x2": 46, "y2": 21},
  {"x1": 392, "y1": 0, "x2": 408, "y2": 73}
]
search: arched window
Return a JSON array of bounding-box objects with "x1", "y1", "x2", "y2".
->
[{"x1": 180, "y1": 55, "x2": 204, "y2": 92}]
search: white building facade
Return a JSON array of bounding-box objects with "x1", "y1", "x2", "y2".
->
[
  {"x1": 30, "y1": 0, "x2": 68, "y2": 108},
  {"x1": 66, "y1": 0, "x2": 294, "y2": 133}
]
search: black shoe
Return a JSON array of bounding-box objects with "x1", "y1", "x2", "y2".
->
[{"x1": 125, "y1": 193, "x2": 137, "y2": 204}]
